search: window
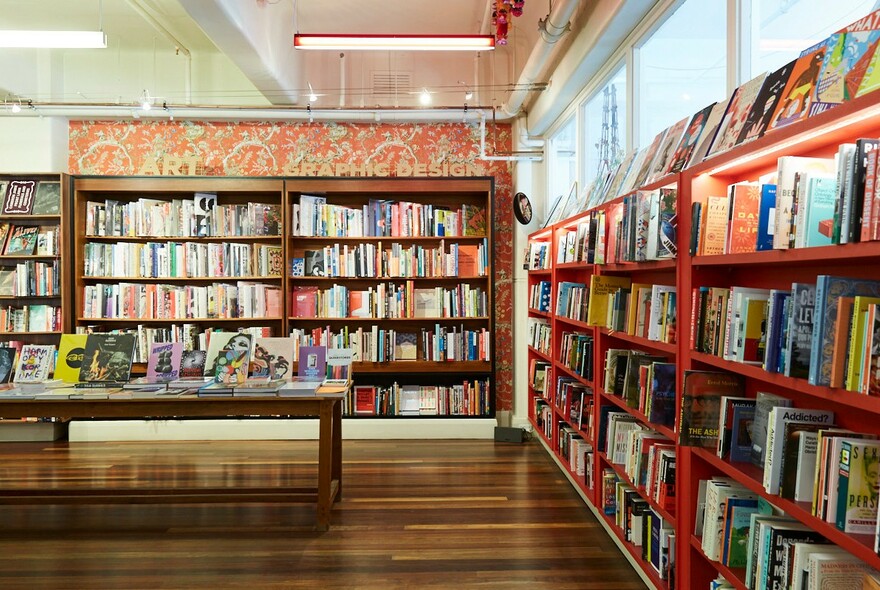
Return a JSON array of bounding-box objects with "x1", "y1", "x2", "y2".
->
[
  {"x1": 546, "y1": 115, "x2": 577, "y2": 219},
  {"x1": 582, "y1": 65, "x2": 627, "y2": 187},
  {"x1": 750, "y1": 0, "x2": 879, "y2": 77},
  {"x1": 637, "y1": 0, "x2": 727, "y2": 145}
]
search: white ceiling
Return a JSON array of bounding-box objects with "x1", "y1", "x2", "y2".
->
[{"x1": 0, "y1": 0, "x2": 554, "y2": 112}]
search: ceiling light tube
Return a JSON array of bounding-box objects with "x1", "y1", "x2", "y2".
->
[
  {"x1": 0, "y1": 30, "x2": 107, "y2": 48},
  {"x1": 294, "y1": 34, "x2": 495, "y2": 51}
]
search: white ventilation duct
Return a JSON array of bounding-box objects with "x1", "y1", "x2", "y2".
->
[{"x1": 500, "y1": 0, "x2": 580, "y2": 118}]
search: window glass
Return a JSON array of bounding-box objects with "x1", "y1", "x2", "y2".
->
[
  {"x1": 583, "y1": 65, "x2": 627, "y2": 186},
  {"x1": 546, "y1": 116, "x2": 577, "y2": 220},
  {"x1": 752, "y1": 0, "x2": 879, "y2": 77},
  {"x1": 638, "y1": 0, "x2": 727, "y2": 145}
]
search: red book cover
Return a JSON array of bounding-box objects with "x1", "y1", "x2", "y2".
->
[
  {"x1": 292, "y1": 285, "x2": 318, "y2": 317},
  {"x1": 726, "y1": 183, "x2": 761, "y2": 254},
  {"x1": 354, "y1": 385, "x2": 377, "y2": 415}
]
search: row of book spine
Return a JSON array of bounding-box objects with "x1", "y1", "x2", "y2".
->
[
  {"x1": 558, "y1": 424, "x2": 593, "y2": 483},
  {"x1": 347, "y1": 379, "x2": 491, "y2": 417},
  {"x1": 0, "y1": 260, "x2": 60, "y2": 297},
  {"x1": 604, "y1": 350, "x2": 676, "y2": 429},
  {"x1": 601, "y1": 468, "x2": 675, "y2": 581},
  {"x1": 297, "y1": 239, "x2": 489, "y2": 278},
  {"x1": 0, "y1": 304, "x2": 62, "y2": 332},
  {"x1": 83, "y1": 241, "x2": 282, "y2": 279},
  {"x1": 291, "y1": 283, "x2": 488, "y2": 319},
  {"x1": 526, "y1": 317, "x2": 551, "y2": 355},
  {"x1": 85, "y1": 198, "x2": 281, "y2": 238},
  {"x1": 294, "y1": 195, "x2": 484, "y2": 238},
  {"x1": 82, "y1": 281, "x2": 283, "y2": 320},
  {"x1": 290, "y1": 324, "x2": 491, "y2": 363}
]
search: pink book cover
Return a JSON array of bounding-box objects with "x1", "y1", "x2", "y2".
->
[
  {"x1": 726, "y1": 183, "x2": 761, "y2": 254},
  {"x1": 146, "y1": 342, "x2": 184, "y2": 381}
]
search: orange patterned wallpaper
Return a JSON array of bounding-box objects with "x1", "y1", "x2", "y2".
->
[{"x1": 68, "y1": 120, "x2": 515, "y2": 412}]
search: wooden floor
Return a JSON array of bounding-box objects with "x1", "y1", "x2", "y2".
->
[{"x1": 0, "y1": 437, "x2": 647, "y2": 589}]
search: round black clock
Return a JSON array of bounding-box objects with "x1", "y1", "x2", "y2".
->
[{"x1": 514, "y1": 191, "x2": 532, "y2": 225}]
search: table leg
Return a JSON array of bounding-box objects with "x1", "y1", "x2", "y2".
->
[
  {"x1": 332, "y1": 398, "x2": 342, "y2": 501},
  {"x1": 316, "y1": 400, "x2": 333, "y2": 531}
]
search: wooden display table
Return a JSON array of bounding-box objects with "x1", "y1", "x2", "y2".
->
[{"x1": 0, "y1": 395, "x2": 343, "y2": 530}]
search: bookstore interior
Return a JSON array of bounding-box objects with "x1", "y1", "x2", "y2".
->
[{"x1": 7, "y1": 0, "x2": 880, "y2": 588}]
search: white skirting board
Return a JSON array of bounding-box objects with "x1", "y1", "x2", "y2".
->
[{"x1": 68, "y1": 418, "x2": 497, "y2": 441}]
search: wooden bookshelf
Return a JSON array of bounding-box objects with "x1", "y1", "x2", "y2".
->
[
  {"x1": 286, "y1": 177, "x2": 495, "y2": 418},
  {"x1": 72, "y1": 177, "x2": 286, "y2": 364},
  {"x1": 0, "y1": 173, "x2": 70, "y2": 347}
]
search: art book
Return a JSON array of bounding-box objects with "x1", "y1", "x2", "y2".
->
[
  {"x1": 0, "y1": 347, "x2": 15, "y2": 383},
  {"x1": 668, "y1": 103, "x2": 716, "y2": 174},
  {"x1": 3, "y1": 225, "x2": 39, "y2": 256},
  {"x1": 736, "y1": 59, "x2": 795, "y2": 144},
  {"x1": 54, "y1": 334, "x2": 88, "y2": 383},
  {"x1": 707, "y1": 72, "x2": 768, "y2": 158},
  {"x1": 31, "y1": 181, "x2": 61, "y2": 216},
  {"x1": 13, "y1": 344, "x2": 55, "y2": 383},
  {"x1": 80, "y1": 333, "x2": 137, "y2": 383},
  {"x1": 251, "y1": 336, "x2": 295, "y2": 380},
  {"x1": 767, "y1": 40, "x2": 829, "y2": 131},
  {"x1": 324, "y1": 347, "x2": 353, "y2": 382},
  {"x1": 2, "y1": 180, "x2": 37, "y2": 215},
  {"x1": 297, "y1": 345, "x2": 326, "y2": 379},
  {"x1": 213, "y1": 342, "x2": 250, "y2": 385},
  {"x1": 304, "y1": 249, "x2": 325, "y2": 276},
  {"x1": 812, "y1": 10, "x2": 880, "y2": 115},
  {"x1": 193, "y1": 192, "x2": 217, "y2": 237},
  {"x1": 204, "y1": 332, "x2": 252, "y2": 377},
  {"x1": 679, "y1": 370, "x2": 745, "y2": 449},
  {"x1": 145, "y1": 342, "x2": 183, "y2": 382},
  {"x1": 179, "y1": 349, "x2": 207, "y2": 378}
]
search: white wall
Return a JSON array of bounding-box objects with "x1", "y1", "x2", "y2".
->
[{"x1": 0, "y1": 117, "x2": 68, "y2": 173}]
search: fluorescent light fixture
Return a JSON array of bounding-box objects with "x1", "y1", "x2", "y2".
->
[
  {"x1": 294, "y1": 33, "x2": 495, "y2": 51},
  {"x1": 0, "y1": 30, "x2": 107, "y2": 48}
]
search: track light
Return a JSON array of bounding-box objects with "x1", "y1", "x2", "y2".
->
[
  {"x1": 10, "y1": 102, "x2": 20, "y2": 114},
  {"x1": 419, "y1": 88, "x2": 431, "y2": 106},
  {"x1": 308, "y1": 83, "x2": 318, "y2": 102},
  {"x1": 163, "y1": 102, "x2": 173, "y2": 121},
  {"x1": 464, "y1": 90, "x2": 474, "y2": 101}
]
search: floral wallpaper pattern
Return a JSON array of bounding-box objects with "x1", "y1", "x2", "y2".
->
[{"x1": 69, "y1": 120, "x2": 515, "y2": 412}]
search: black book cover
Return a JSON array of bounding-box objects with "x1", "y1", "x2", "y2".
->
[{"x1": 79, "y1": 333, "x2": 136, "y2": 383}]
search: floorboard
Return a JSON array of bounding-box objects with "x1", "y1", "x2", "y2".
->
[{"x1": 0, "y1": 438, "x2": 648, "y2": 589}]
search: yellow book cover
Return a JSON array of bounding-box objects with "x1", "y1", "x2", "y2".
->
[
  {"x1": 628, "y1": 283, "x2": 652, "y2": 336},
  {"x1": 587, "y1": 275, "x2": 632, "y2": 327},
  {"x1": 55, "y1": 334, "x2": 89, "y2": 383},
  {"x1": 847, "y1": 296, "x2": 880, "y2": 391}
]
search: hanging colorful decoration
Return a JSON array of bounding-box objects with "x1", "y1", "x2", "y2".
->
[{"x1": 493, "y1": 0, "x2": 525, "y2": 46}]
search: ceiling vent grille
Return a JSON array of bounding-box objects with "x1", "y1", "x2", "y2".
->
[{"x1": 371, "y1": 71, "x2": 411, "y2": 99}]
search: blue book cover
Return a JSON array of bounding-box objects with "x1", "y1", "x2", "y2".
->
[
  {"x1": 648, "y1": 362, "x2": 676, "y2": 427},
  {"x1": 803, "y1": 176, "x2": 838, "y2": 247},
  {"x1": 729, "y1": 403, "x2": 757, "y2": 463},
  {"x1": 756, "y1": 184, "x2": 777, "y2": 251},
  {"x1": 809, "y1": 275, "x2": 880, "y2": 386},
  {"x1": 763, "y1": 290, "x2": 791, "y2": 373}
]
